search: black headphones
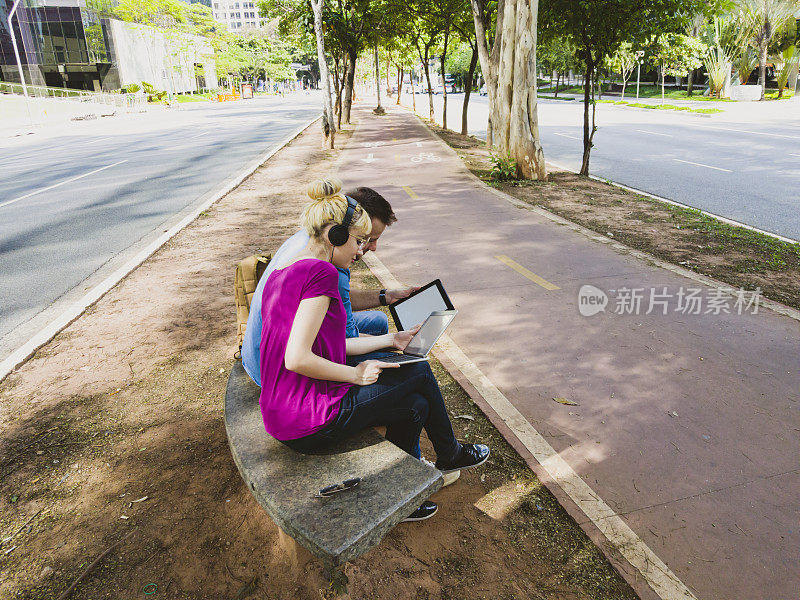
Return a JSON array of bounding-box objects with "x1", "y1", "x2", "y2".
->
[{"x1": 327, "y1": 196, "x2": 358, "y2": 247}]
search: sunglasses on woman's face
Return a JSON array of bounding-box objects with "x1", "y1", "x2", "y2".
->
[{"x1": 315, "y1": 477, "x2": 361, "y2": 498}]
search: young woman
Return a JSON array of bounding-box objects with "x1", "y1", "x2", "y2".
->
[{"x1": 258, "y1": 178, "x2": 489, "y2": 521}]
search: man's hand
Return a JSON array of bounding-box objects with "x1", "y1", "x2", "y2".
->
[
  {"x1": 392, "y1": 324, "x2": 422, "y2": 351},
  {"x1": 352, "y1": 359, "x2": 400, "y2": 385},
  {"x1": 386, "y1": 286, "x2": 421, "y2": 304}
]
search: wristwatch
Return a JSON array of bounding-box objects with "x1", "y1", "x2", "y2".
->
[{"x1": 379, "y1": 289, "x2": 388, "y2": 306}]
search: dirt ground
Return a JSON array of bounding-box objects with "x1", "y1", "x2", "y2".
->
[
  {"x1": 0, "y1": 114, "x2": 637, "y2": 600},
  {"x1": 429, "y1": 124, "x2": 800, "y2": 312}
]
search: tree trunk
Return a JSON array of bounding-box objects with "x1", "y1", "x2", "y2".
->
[
  {"x1": 411, "y1": 70, "x2": 417, "y2": 112},
  {"x1": 397, "y1": 66, "x2": 403, "y2": 104},
  {"x1": 788, "y1": 60, "x2": 799, "y2": 97},
  {"x1": 332, "y1": 54, "x2": 341, "y2": 115},
  {"x1": 310, "y1": 0, "x2": 335, "y2": 148},
  {"x1": 337, "y1": 59, "x2": 347, "y2": 129},
  {"x1": 343, "y1": 49, "x2": 357, "y2": 123},
  {"x1": 441, "y1": 19, "x2": 450, "y2": 130},
  {"x1": 554, "y1": 72, "x2": 560, "y2": 97},
  {"x1": 470, "y1": 0, "x2": 504, "y2": 146},
  {"x1": 420, "y1": 46, "x2": 435, "y2": 121},
  {"x1": 580, "y1": 53, "x2": 594, "y2": 176},
  {"x1": 758, "y1": 39, "x2": 768, "y2": 101},
  {"x1": 374, "y1": 44, "x2": 382, "y2": 110},
  {"x1": 687, "y1": 68, "x2": 695, "y2": 96},
  {"x1": 462, "y1": 45, "x2": 479, "y2": 135},
  {"x1": 470, "y1": 0, "x2": 545, "y2": 179},
  {"x1": 439, "y1": 26, "x2": 450, "y2": 129}
]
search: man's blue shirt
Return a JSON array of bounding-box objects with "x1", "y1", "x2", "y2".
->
[{"x1": 241, "y1": 231, "x2": 357, "y2": 386}]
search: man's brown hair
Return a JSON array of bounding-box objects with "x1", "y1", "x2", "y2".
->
[{"x1": 347, "y1": 187, "x2": 397, "y2": 226}]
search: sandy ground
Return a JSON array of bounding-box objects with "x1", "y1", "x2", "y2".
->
[{"x1": 0, "y1": 115, "x2": 637, "y2": 600}]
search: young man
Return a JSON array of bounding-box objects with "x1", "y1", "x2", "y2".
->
[{"x1": 241, "y1": 187, "x2": 417, "y2": 386}]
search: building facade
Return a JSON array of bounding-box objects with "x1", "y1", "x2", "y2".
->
[
  {"x1": 1, "y1": 0, "x2": 115, "y2": 89},
  {"x1": 210, "y1": 0, "x2": 264, "y2": 31},
  {"x1": 1, "y1": 0, "x2": 216, "y2": 92}
]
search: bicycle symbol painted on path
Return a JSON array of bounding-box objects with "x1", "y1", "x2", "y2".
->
[{"x1": 411, "y1": 152, "x2": 441, "y2": 163}]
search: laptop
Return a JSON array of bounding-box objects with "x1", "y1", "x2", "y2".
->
[{"x1": 378, "y1": 310, "x2": 458, "y2": 365}]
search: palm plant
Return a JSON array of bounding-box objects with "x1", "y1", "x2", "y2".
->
[
  {"x1": 775, "y1": 45, "x2": 800, "y2": 96},
  {"x1": 738, "y1": 0, "x2": 800, "y2": 100},
  {"x1": 702, "y1": 16, "x2": 733, "y2": 98},
  {"x1": 734, "y1": 46, "x2": 759, "y2": 84},
  {"x1": 705, "y1": 46, "x2": 732, "y2": 97}
]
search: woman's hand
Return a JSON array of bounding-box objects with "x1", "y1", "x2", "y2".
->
[
  {"x1": 392, "y1": 324, "x2": 422, "y2": 351},
  {"x1": 352, "y1": 360, "x2": 400, "y2": 385}
]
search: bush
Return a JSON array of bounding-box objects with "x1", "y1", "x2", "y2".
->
[
  {"x1": 489, "y1": 152, "x2": 519, "y2": 181},
  {"x1": 141, "y1": 81, "x2": 168, "y2": 103},
  {"x1": 125, "y1": 83, "x2": 141, "y2": 94}
]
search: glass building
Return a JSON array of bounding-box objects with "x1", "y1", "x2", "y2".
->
[{"x1": 1, "y1": 0, "x2": 119, "y2": 90}]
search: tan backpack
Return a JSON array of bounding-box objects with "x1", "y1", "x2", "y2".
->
[{"x1": 234, "y1": 254, "x2": 271, "y2": 353}]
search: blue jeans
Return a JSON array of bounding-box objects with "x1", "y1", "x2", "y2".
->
[
  {"x1": 353, "y1": 310, "x2": 389, "y2": 336},
  {"x1": 281, "y1": 361, "x2": 460, "y2": 463}
]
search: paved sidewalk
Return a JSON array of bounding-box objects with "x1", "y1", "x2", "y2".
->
[{"x1": 338, "y1": 105, "x2": 799, "y2": 600}]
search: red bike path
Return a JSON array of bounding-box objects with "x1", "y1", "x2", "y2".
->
[{"x1": 336, "y1": 104, "x2": 799, "y2": 600}]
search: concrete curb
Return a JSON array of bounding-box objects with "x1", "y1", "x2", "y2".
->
[
  {"x1": 0, "y1": 113, "x2": 321, "y2": 384},
  {"x1": 404, "y1": 105, "x2": 800, "y2": 325}
]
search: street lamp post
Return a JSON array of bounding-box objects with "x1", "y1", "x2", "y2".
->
[{"x1": 8, "y1": 0, "x2": 33, "y2": 124}]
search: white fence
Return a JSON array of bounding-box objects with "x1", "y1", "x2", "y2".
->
[{"x1": 0, "y1": 82, "x2": 147, "y2": 112}]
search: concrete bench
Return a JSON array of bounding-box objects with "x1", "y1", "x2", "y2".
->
[{"x1": 224, "y1": 361, "x2": 443, "y2": 569}]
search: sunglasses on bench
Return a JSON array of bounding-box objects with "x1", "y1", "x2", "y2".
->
[{"x1": 315, "y1": 477, "x2": 362, "y2": 498}]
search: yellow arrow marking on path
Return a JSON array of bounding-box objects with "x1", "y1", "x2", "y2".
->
[
  {"x1": 495, "y1": 255, "x2": 560, "y2": 290},
  {"x1": 402, "y1": 186, "x2": 419, "y2": 199}
]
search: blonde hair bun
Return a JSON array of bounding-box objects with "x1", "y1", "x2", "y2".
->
[{"x1": 307, "y1": 178, "x2": 343, "y2": 201}]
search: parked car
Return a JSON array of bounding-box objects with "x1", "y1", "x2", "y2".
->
[
  {"x1": 443, "y1": 79, "x2": 458, "y2": 93},
  {"x1": 479, "y1": 84, "x2": 487, "y2": 96}
]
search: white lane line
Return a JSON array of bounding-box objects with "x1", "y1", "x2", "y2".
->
[
  {"x1": 789, "y1": 153, "x2": 800, "y2": 158},
  {"x1": 692, "y1": 123, "x2": 800, "y2": 141},
  {"x1": 0, "y1": 160, "x2": 128, "y2": 210},
  {"x1": 636, "y1": 129, "x2": 673, "y2": 138},
  {"x1": 673, "y1": 158, "x2": 731, "y2": 173},
  {"x1": 363, "y1": 252, "x2": 697, "y2": 600},
  {"x1": 554, "y1": 133, "x2": 580, "y2": 140},
  {"x1": 86, "y1": 137, "x2": 111, "y2": 144},
  {"x1": 191, "y1": 131, "x2": 210, "y2": 138}
]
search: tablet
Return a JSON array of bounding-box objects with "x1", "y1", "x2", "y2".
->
[{"x1": 389, "y1": 279, "x2": 455, "y2": 331}]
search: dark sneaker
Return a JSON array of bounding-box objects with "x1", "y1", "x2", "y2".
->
[
  {"x1": 402, "y1": 501, "x2": 438, "y2": 522},
  {"x1": 435, "y1": 443, "x2": 490, "y2": 474}
]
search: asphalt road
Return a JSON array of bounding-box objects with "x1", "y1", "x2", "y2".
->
[
  {"x1": 408, "y1": 92, "x2": 800, "y2": 241},
  {"x1": 0, "y1": 93, "x2": 321, "y2": 351}
]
